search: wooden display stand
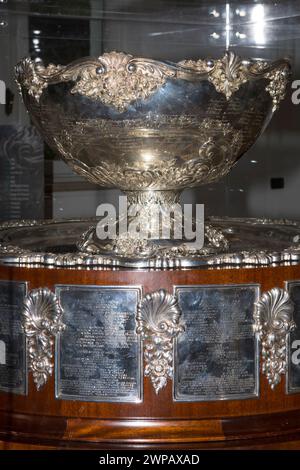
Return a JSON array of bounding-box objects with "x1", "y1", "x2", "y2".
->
[{"x1": 1, "y1": 263, "x2": 300, "y2": 450}]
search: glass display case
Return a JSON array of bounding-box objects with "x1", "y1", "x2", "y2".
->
[
  {"x1": 0, "y1": 0, "x2": 299, "y2": 221},
  {"x1": 0, "y1": 0, "x2": 300, "y2": 451}
]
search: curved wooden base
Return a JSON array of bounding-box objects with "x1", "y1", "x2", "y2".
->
[
  {"x1": 2, "y1": 410, "x2": 300, "y2": 449},
  {"x1": 1, "y1": 263, "x2": 300, "y2": 449}
]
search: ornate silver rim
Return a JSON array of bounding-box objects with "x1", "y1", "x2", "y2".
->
[
  {"x1": 16, "y1": 51, "x2": 290, "y2": 112},
  {"x1": 1, "y1": 217, "x2": 300, "y2": 269}
]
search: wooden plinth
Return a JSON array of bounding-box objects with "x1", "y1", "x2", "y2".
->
[{"x1": 1, "y1": 263, "x2": 300, "y2": 450}]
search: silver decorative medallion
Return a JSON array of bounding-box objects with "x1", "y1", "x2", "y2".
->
[
  {"x1": 136, "y1": 289, "x2": 185, "y2": 394},
  {"x1": 23, "y1": 288, "x2": 65, "y2": 390},
  {"x1": 254, "y1": 288, "x2": 296, "y2": 389},
  {"x1": 179, "y1": 51, "x2": 290, "y2": 110},
  {"x1": 16, "y1": 52, "x2": 175, "y2": 111}
]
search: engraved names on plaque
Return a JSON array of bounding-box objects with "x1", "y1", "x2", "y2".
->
[
  {"x1": 286, "y1": 281, "x2": 300, "y2": 393},
  {"x1": 0, "y1": 280, "x2": 27, "y2": 395},
  {"x1": 55, "y1": 285, "x2": 142, "y2": 402},
  {"x1": 174, "y1": 284, "x2": 259, "y2": 401},
  {"x1": 0, "y1": 126, "x2": 44, "y2": 220}
]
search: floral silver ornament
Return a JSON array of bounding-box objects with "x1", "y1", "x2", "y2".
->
[
  {"x1": 17, "y1": 51, "x2": 290, "y2": 112},
  {"x1": 136, "y1": 289, "x2": 185, "y2": 394},
  {"x1": 23, "y1": 287, "x2": 65, "y2": 390},
  {"x1": 254, "y1": 288, "x2": 296, "y2": 390}
]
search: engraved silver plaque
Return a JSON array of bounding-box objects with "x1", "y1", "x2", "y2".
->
[
  {"x1": 55, "y1": 285, "x2": 142, "y2": 402},
  {"x1": 286, "y1": 281, "x2": 300, "y2": 394},
  {"x1": 0, "y1": 280, "x2": 27, "y2": 395},
  {"x1": 174, "y1": 284, "x2": 260, "y2": 402}
]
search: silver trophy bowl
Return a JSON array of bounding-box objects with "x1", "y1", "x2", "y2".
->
[{"x1": 15, "y1": 51, "x2": 290, "y2": 262}]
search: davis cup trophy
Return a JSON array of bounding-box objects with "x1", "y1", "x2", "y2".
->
[
  {"x1": 12, "y1": 50, "x2": 291, "y2": 266},
  {"x1": 3, "y1": 50, "x2": 300, "y2": 450}
]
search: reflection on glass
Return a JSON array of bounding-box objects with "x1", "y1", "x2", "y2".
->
[{"x1": 251, "y1": 3, "x2": 265, "y2": 46}]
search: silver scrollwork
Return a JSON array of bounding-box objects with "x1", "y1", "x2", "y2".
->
[
  {"x1": 16, "y1": 52, "x2": 175, "y2": 111},
  {"x1": 16, "y1": 51, "x2": 290, "y2": 112},
  {"x1": 254, "y1": 288, "x2": 296, "y2": 389},
  {"x1": 136, "y1": 289, "x2": 185, "y2": 394},
  {"x1": 23, "y1": 288, "x2": 65, "y2": 390},
  {"x1": 179, "y1": 51, "x2": 290, "y2": 110},
  {"x1": 58, "y1": 118, "x2": 242, "y2": 190},
  {"x1": 1, "y1": 217, "x2": 300, "y2": 269}
]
